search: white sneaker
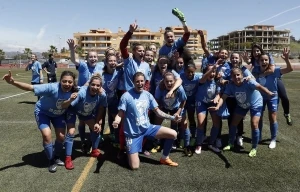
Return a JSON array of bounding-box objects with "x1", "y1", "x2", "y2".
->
[
  {"x1": 195, "y1": 146, "x2": 202, "y2": 154},
  {"x1": 237, "y1": 136, "x2": 243, "y2": 147},
  {"x1": 208, "y1": 145, "x2": 221, "y2": 153},
  {"x1": 215, "y1": 138, "x2": 222, "y2": 148},
  {"x1": 269, "y1": 140, "x2": 276, "y2": 149}
]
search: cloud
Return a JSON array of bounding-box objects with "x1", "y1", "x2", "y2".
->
[{"x1": 36, "y1": 25, "x2": 47, "y2": 40}]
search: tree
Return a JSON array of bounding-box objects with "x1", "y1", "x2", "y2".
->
[
  {"x1": 0, "y1": 49, "x2": 5, "y2": 65},
  {"x1": 60, "y1": 47, "x2": 68, "y2": 53},
  {"x1": 251, "y1": 37, "x2": 261, "y2": 44},
  {"x1": 42, "y1": 52, "x2": 49, "y2": 59},
  {"x1": 23, "y1": 48, "x2": 32, "y2": 59},
  {"x1": 228, "y1": 41, "x2": 235, "y2": 51},
  {"x1": 75, "y1": 46, "x2": 84, "y2": 59},
  {"x1": 48, "y1": 45, "x2": 58, "y2": 54}
]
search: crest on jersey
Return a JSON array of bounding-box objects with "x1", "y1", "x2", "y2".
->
[
  {"x1": 184, "y1": 84, "x2": 195, "y2": 92},
  {"x1": 83, "y1": 101, "x2": 97, "y2": 113},
  {"x1": 207, "y1": 84, "x2": 216, "y2": 99},
  {"x1": 135, "y1": 100, "x2": 148, "y2": 115},
  {"x1": 235, "y1": 92, "x2": 246, "y2": 103},
  {"x1": 56, "y1": 99, "x2": 65, "y2": 109},
  {"x1": 164, "y1": 97, "x2": 176, "y2": 109}
]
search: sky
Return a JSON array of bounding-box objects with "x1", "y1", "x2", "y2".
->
[{"x1": 0, "y1": 0, "x2": 299, "y2": 52}]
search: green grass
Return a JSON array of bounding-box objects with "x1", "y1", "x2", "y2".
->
[{"x1": 0, "y1": 68, "x2": 299, "y2": 192}]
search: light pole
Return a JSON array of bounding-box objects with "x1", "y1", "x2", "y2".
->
[{"x1": 238, "y1": 31, "x2": 241, "y2": 52}]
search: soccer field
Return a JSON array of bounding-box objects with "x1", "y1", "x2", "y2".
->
[{"x1": 0, "y1": 68, "x2": 299, "y2": 192}]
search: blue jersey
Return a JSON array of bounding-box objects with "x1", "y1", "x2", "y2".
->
[
  {"x1": 118, "y1": 89, "x2": 158, "y2": 138},
  {"x1": 176, "y1": 68, "x2": 184, "y2": 75},
  {"x1": 224, "y1": 80, "x2": 263, "y2": 109},
  {"x1": 102, "y1": 68, "x2": 123, "y2": 102},
  {"x1": 124, "y1": 57, "x2": 151, "y2": 91},
  {"x1": 155, "y1": 86, "x2": 187, "y2": 110},
  {"x1": 34, "y1": 83, "x2": 72, "y2": 117},
  {"x1": 226, "y1": 64, "x2": 253, "y2": 81},
  {"x1": 196, "y1": 80, "x2": 220, "y2": 103},
  {"x1": 71, "y1": 86, "x2": 107, "y2": 117},
  {"x1": 256, "y1": 67, "x2": 281, "y2": 100},
  {"x1": 150, "y1": 69, "x2": 180, "y2": 95},
  {"x1": 77, "y1": 61, "x2": 104, "y2": 86},
  {"x1": 28, "y1": 61, "x2": 42, "y2": 83},
  {"x1": 180, "y1": 72, "x2": 202, "y2": 102},
  {"x1": 159, "y1": 38, "x2": 186, "y2": 58}
]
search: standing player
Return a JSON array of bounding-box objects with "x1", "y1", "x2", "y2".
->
[
  {"x1": 113, "y1": 72, "x2": 181, "y2": 169},
  {"x1": 159, "y1": 8, "x2": 190, "y2": 58},
  {"x1": 3, "y1": 70, "x2": 77, "y2": 172},
  {"x1": 25, "y1": 54, "x2": 43, "y2": 100}
]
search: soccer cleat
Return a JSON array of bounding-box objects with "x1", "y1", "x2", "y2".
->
[
  {"x1": 172, "y1": 8, "x2": 186, "y2": 22},
  {"x1": 54, "y1": 157, "x2": 65, "y2": 166},
  {"x1": 48, "y1": 159, "x2": 57, "y2": 173},
  {"x1": 223, "y1": 144, "x2": 234, "y2": 151},
  {"x1": 65, "y1": 156, "x2": 74, "y2": 170},
  {"x1": 248, "y1": 148, "x2": 257, "y2": 157},
  {"x1": 269, "y1": 140, "x2": 276, "y2": 149},
  {"x1": 90, "y1": 149, "x2": 101, "y2": 158},
  {"x1": 160, "y1": 158, "x2": 178, "y2": 167},
  {"x1": 184, "y1": 147, "x2": 192, "y2": 157},
  {"x1": 172, "y1": 144, "x2": 177, "y2": 150},
  {"x1": 208, "y1": 145, "x2": 221, "y2": 153},
  {"x1": 215, "y1": 138, "x2": 222, "y2": 148},
  {"x1": 284, "y1": 114, "x2": 292, "y2": 126},
  {"x1": 195, "y1": 146, "x2": 202, "y2": 154},
  {"x1": 237, "y1": 136, "x2": 243, "y2": 147}
]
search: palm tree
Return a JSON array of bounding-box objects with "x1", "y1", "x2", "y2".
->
[
  {"x1": 42, "y1": 52, "x2": 49, "y2": 59},
  {"x1": 0, "y1": 49, "x2": 5, "y2": 65},
  {"x1": 75, "y1": 46, "x2": 84, "y2": 59},
  {"x1": 23, "y1": 48, "x2": 32, "y2": 59},
  {"x1": 60, "y1": 47, "x2": 67, "y2": 53},
  {"x1": 48, "y1": 45, "x2": 58, "y2": 54}
]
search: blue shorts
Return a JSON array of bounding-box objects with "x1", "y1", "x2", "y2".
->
[
  {"x1": 196, "y1": 101, "x2": 217, "y2": 115},
  {"x1": 126, "y1": 125, "x2": 161, "y2": 154},
  {"x1": 34, "y1": 111, "x2": 66, "y2": 130},
  {"x1": 235, "y1": 106, "x2": 262, "y2": 117},
  {"x1": 162, "y1": 107, "x2": 186, "y2": 117},
  {"x1": 263, "y1": 99, "x2": 278, "y2": 112}
]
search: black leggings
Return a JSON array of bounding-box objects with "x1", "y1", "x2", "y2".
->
[
  {"x1": 226, "y1": 97, "x2": 244, "y2": 136},
  {"x1": 277, "y1": 78, "x2": 290, "y2": 114}
]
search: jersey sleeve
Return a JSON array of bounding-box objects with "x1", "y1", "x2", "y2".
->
[
  {"x1": 78, "y1": 61, "x2": 87, "y2": 72},
  {"x1": 154, "y1": 86, "x2": 162, "y2": 100},
  {"x1": 33, "y1": 83, "x2": 56, "y2": 97},
  {"x1": 149, "y1": 93, "x2": 158, "y2": 110},
  {"x1": 172, "y1": 70, "x2": 180, "y2": 78},
  {"x1": 37, "y1": 62, "x2": 42, "y2": 70},
  {"x1": 178, "y1": 86, "x2": 187, "y2": 101},
  {"x1": 248, "y1": 79, "x2": 259, "y2": 90},
  {"x1": 118, "y1": 93, "x2": 128, "y2": 111}
]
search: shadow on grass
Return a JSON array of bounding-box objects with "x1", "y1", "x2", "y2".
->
[{"x1": 18, "y1": 101, "x2": 36, "y2": 105}]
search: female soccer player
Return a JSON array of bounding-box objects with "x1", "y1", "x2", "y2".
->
[
  {"x1": 3, "y1": 70, "x2": 77, "y2": 172},
  {"x1": 155, "y1": 72, "x2": 190, "y2": 156},
  {"x1": 209, "y1": 68, "x2": 274, "y2": 157},
  {"x1": 113, "y1": 72, "x2": 181, "y2": 169},
  {"x1": 159, "y1": 8, "x2": 190, "y2": 58},
  {"x1": 25, "y1": 54, "x2": 43, "y2": 100},
  {"x1": 195, "y1": 63, "x2": 221, "y2": 154},
  {"x1": 242, "y1": 44, "x2": 292, "y2": 125},
  {"x1": 62, "y1": 74, "x2": 107, "y2": 169},
  {"x1": 180, "y1": 62, "x2": 202, "y2": 148},
  {"x1": 102, "y1": 54, "x2": 123, "y2": 144},
  {"x1": 256, "y1": 48, "x2": 293, "y2": 149}
]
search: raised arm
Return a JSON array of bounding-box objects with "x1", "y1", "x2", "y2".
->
[
  {"x1": 198, "y1": 30, "x2": 210, "y2": 56},
  {"x1": 120, "y1": 21, "x2": 138, "y2": 59},
  {"x1": 199, "y1": 61, "x2": 220, "y2": 84},
  {"x1": 280, "y1": 48, "x2": 293, "y2": 75},
  {"x1": 255, "y1": 83, "x2": 274, "y2": 97},
  {"x1": 67, "y1": 39, "x2": 80, "y2": 66},
  {"x1": 2, "y1": 71, "x2": 34, "y2": 91},
  {"x1": 172, "y1": 8, "x2": 190, "y2": 42}
]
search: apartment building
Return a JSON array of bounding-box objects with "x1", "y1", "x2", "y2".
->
[
  {"x1": 73, "y1": 27, "x2": 207, "y2": 58},
  {"x1": 209, "y1": 25, "x2": 290, "y2": 52}
]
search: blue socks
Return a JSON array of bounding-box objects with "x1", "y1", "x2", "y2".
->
[
  {"x1": 65, "y1": 133, "x2": 74, "y2": 156},
  {"x1": 163, "y1": 139, "x2": 174, "y2": 157},
  {"x1": 252, "y1": 129, "x2": 260, "y2": 149},
  {"x1": 270, "y1": 122, "x2": 278, "y2": 141},
  {"x1": 196, "y1": 129, "x2": 204, "y2": 146},
  {"x1": 184, "y1": 128, "x2": 190, "y2": 147},
  {"x1": 43, "y1": 143, "x2": 53, "y2": 160},
  {"x1": 91, "y1": 131, "x2": 101, "y2": 150}
]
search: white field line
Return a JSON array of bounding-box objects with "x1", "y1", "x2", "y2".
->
[{"x1": 0, "y1": 91, "x2": 31, "y2": 101}]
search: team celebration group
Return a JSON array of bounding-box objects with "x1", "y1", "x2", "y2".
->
[{"x1": 2, "y1": 8, "x2": 294, "y2": 173}]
